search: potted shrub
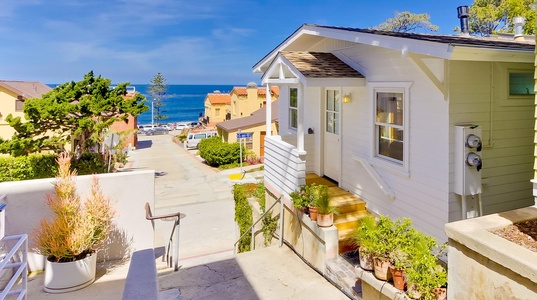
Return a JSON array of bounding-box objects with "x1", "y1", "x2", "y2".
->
[
  {"x1": 351, "y1": 215, "x2": 377, "y2": 271},
  {"x1": 289, "y1": 184, "x2": 318, "y2": 221},
  {"x1": 33, "y1": 152, "x2": 115, "y2": 293},
  {"x1": 312, "y1": 184, "x2": 337, "y2": 227}
]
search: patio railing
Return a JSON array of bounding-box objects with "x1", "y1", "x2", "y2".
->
[{"x1": 0, "y1": 234, "x2": 28, "y2": 300}]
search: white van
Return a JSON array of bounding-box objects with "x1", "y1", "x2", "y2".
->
[{"x1": 185, "y1": 131, "x2": 217, "y2": 149}]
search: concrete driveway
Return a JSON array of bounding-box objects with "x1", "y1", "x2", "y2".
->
[{"x1": 129, "y1": 134, "x2": 237, "y2": 267}]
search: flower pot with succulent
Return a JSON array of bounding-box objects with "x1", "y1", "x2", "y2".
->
[{"x1": 33, "y1": 152, "x2": 115, "y2": 293}]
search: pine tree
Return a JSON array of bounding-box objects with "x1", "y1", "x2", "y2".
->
[{"x1": 148, "y1": 73, "x2": 168, "y2": 125}]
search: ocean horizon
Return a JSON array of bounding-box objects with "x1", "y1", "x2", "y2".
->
[{"x1": 48, "y1": 83, "x2": 237, "y2": 125}]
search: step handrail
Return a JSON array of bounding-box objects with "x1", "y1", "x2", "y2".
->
[
  {"x1": 234, "y1": 196, "x2": 282, "y2": 254},
  {"x1": 0, "y1": 234, "x2": 28, "y2": 300},
  {"x1": 145, "y1": 203, "x2": 185, "y2": 271}
]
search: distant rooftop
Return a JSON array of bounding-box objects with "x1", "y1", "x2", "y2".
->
[{"x1": 0, "y1": 80, "x2": 51, "y2": 99}]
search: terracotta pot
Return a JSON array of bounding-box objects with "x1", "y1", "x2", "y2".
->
[
  {"x1": 433, "y1": 287, "x2": 447, "y2": 300},
  {"x1": 358, "y1": 246, "x2": 374, "y2": 271},
  {"x1": 373, "y1": 257, "x2": 392, "y2": 281},
  {"x1": 389, "y1": 265, "x2": 405, "y2": 290},
  {"x1": 309, "y1": 206, "x2": 318, "y2": 221},
  {"x1": 406, "y1": 283, "x2": 422, "y2": 299},
  {"x1": 316, "y1": 213, "x2": 334, "y2": 227},
  {"x1": 44, "y1": 253, "x2": 97, "y2": 293}
]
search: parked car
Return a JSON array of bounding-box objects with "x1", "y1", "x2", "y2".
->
[
  {"x1": 159, "y1": 124, "x2": 171, "y2": 131},
  {"x1": 185, "y1": 131, "x2": 217, "y2": 149},
  {"x1": 175, "y1": 123, "x2": 188, "y2": 131},
  {"x1": 138, "y1": 124, "x2": 156, "y2": 134},
  {"x1": 188, "y1": 121, "x2": 202, "y2": 129},
  {"x1": 145, "y1": 127, "x2": 169, "y2": 135}
]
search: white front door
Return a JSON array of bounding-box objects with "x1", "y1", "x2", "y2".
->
[{"x1": 323, "y1": 89, "x2": 341, "y2": 182}]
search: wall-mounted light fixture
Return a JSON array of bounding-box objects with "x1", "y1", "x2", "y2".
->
[{"x1": 343, "y1": 93, "x2": 352, "y2": 103}]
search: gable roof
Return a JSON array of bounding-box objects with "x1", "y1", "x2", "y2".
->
[
  {"x1": 206, "y1": 93, "x2": 231, "y2": 105},
  {"x1": 0, "y1": 80, "x2": 51, "y2": 99},
  {"x1": 253, "y1": 23, "x2": 535, "y2": 73},
  {"x1": 231, "y1": 86, "x2": 280, "y2": 97},
  {"x1": 217, "y1": 100, "x2": 278, "y2": 132},
  {"x1": 280, "y1": 51, "x2": 364, "y2": 78}
]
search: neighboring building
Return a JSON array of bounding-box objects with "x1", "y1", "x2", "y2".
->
[
  {"x1": 230, "y1": 82, "x2": 279, "y2": 119},
  {"x1": 204, "y1": 91, "x2": 231, "y2": 124},
  {"x1": 254, "y1": 23, "x2": 535, "y2": 242},
  {"x1": 0, "y1": 81, "x2": 51, "y2": 140},
  {"x1": 216, "y1": 100, "x2": 279, "y2": 158},
  {"x1": 109, "y1": 88, "x2": 140, "y2": 148}
]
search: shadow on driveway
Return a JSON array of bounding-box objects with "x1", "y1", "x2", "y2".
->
[{"x1": 137, "y1": 140, "x2": 153, "y2": 149}]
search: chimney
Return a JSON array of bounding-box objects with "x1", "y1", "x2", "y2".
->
[
  {"x1": 513, "y1": 16, "x2": 525, "y2": 41},
  {"x1": 457, "y1": 5, "x2": 470, "y2": 36}
]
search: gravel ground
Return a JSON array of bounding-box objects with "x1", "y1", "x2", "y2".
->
[{"x1": 491, "y1": 219, "x2": 537, "y2": 252}]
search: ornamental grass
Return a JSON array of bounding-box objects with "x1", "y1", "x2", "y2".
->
[{"x1": 33, "y1": 152, "x2": 115, "y2": 262}]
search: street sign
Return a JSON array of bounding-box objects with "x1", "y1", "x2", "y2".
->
[{"x1": 236, "y1": 132, "x2": 252, "y2": 139}]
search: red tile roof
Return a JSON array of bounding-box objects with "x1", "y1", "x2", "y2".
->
[
  {"x1": 231, "y1": 86, "x2": 279, "y2": 97},
  {"x1": 207, "y1": 93, "x2": 231, "y2": 105}
]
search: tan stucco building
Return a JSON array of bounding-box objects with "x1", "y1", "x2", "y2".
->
[{"x1": 0, "y1": 81, "x2": 52, "y2": 140}]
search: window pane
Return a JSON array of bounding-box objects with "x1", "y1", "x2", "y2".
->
[
  {"x1": 376, "y1": 92, "x2": 403, "y2": 126},
  {"x1": 378, "y1": 125, "x2": 403, "y2": 161},
  {"x1": 509, "y1": 72, "x2": 534, "y2": 95},
  {"x1": 326, "y1": 112, "x2": 333, "y2": 133},
  {"x1": 327, "y1": 91, "x2": 334, "y2": 111},
  {"x1": 290, "y1": 88, "x2": 298, "y2": 107},
  {"x1": 334, "y1": 90, "x2": 340, "y2": 112},
  {"x1": 333, "y1": 112, "x2": 339, "y2": 134},
  {"x1": 290, "y1": 109, "x2": 297, "y2": 128}
]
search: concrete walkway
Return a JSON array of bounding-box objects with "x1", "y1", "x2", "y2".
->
[{"x1": 25, "y1": 134, "x2": 349, "y2": 299}]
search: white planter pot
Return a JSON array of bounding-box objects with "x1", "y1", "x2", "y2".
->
[{"x1": 43, "y1": 253, "x2": 97, "y2": 293}]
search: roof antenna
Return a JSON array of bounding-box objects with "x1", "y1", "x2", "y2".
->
[{"x1": 457, "y1": 6, "x2": 470, "y2": 36}]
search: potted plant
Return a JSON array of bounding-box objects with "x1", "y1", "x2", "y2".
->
[
  {"x1": 312, "y1": 184, "x2": 337, "y2": 227},
  {"x1": 290, "y1": 184, "x2": 318, "y2": 221},
  {"x1": 351, "y1": 215, "x2": 377, "y2": 271},
  {"x1": 33, "y1": 152, "x2": 115, "y2": 293},
  {"x1": 405, "y1": 239, "x2": 447, "y2": 300}
]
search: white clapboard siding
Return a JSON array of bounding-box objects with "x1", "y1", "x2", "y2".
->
[
  {"x1": 264, "y1": 136, "x2": 306, "y2": 196},
  {"x1": 337, "y1": 44, "x2": 451, "y2": 241}
]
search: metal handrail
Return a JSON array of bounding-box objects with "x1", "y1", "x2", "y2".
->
[
  {"x1": 145, "y1": 203, "x2": 185, "y2": 271},
  {"x1": 0, "y1": 234, "x2": 28, "y2": 300},
  {"x1": 233, "y1": 196, "x2": 282, "y2": 254}
]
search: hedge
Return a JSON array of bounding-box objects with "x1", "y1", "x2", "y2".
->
[
  {"x1": 198, "y1": 137, "x2": 242, "y2": 167},
  {"x1": 233, "y1": 184, "x2": 253, "y2": 253},
  {"x1": 0, "y1": 152, "x2": 107, "y2": 182}
]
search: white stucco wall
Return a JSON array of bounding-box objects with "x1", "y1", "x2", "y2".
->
[{"x1": 0, "y1": 170, "x2": 155, "y2": 271}]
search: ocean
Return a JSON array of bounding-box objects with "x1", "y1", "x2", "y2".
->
[{"x1": 133, "y1": 84, "x2": 235, "y2": 125}]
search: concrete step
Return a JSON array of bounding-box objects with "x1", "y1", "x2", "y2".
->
[
  {"x1": 326, "y1": 252, "x2": 362, "y2": 300},
  {"x1": 334, "y1": 211, "x2": 369, "y2": 231}
]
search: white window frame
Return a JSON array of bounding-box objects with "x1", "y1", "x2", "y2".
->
[
  {"x1": 289, "y1": 87, "x2": 298, "y2": 129},
  {"x1": 368, "y1": 82, "x2": 411, "y2": 174}
]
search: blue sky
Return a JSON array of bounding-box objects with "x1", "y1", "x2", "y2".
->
[{"x1": 0, "y1": 1, "x2": 467, "y2": 85}]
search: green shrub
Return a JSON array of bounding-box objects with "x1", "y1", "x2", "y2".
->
[
  {"x1": 72, "y1": 152, "x2": 107, "y2": 175},
  {"x1": 0, "y1": 152, "x2": 107, "y2": 182},
  {"x1": 0, "y1": 154, "x2": 57, "y2": 182},
  {"x1": 233, "y1": 184, "x2": 253, "y2": 253},
  {"x1": 198, "y1": 137, "x2": 242, "y2": 167}
]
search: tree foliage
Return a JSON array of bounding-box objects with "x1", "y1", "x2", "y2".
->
[
  {"x1": 0, "y1": 71, "x2": 147, "y2": 156},
  {"x1": 148, "y1": 73, "x2": 168, "y2": 125},
  {"x1": 467, "y1": 0, "x2": 535, "y2": 36},
  {"x1": 374, "y1": 11, "x2": 439, "y2": 33}
]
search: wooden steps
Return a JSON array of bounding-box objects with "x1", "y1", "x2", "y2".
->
[{"x1": 306, "y1": 174, "x2": 370, "y2": 254}]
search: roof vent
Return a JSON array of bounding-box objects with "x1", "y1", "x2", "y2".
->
[
  {"x1": 213, "y1": 90, "x2": 221, "y2": 94},
  {"x1": 457, "y1": 5, "x2": 470, "y2": 36},
  {"x1": 513, "y1": 16, "x2": 525, "y2": 41},
  {"x1": 247, "y1": 82, "x2": 257, "y2": 88}
]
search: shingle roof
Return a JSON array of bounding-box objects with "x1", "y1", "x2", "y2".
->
[
  {"x1": 310, "y1": 24, "x2": 535, "y2": 51},
  {"x1": 280, "y1": 51, "x2": 364, "y2": 78},
  {"x1": 0, "y1": 80, "x2": 51, "y2": 99},
  {"x1": 217, "y1": 100, "x2": 278, "y2": 132},
  {"x1": 206, "y1": 93, "x2": 231, "y2": 105},
  {"x1": 232, "y1": 86, "x2": 280, "y2": 97}
]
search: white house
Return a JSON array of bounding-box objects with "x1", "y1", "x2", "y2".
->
[{"x1": 254, "y1": 24, "x2": 535, "y2": 242}]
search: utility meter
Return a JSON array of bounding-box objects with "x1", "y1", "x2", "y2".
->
[{"x1": 454, "y1": 125, "x2": 482, "y2": 196}]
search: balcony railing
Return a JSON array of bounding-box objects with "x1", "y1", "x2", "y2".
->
[
  {"x1": 263, "y1": 136, "x2": 306, "y2": 196},
  {"x1": 0, "y1": 234, "x2": 28, "y2": 300}
]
